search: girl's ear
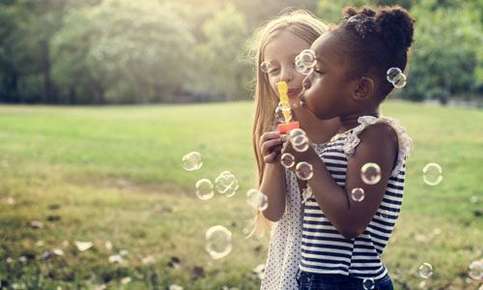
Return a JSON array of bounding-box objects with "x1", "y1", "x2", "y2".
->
[{"x1": 353, "y1": 77, "x2": 375, "y2": 101}]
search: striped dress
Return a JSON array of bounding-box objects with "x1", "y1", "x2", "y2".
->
[{"x1": 299, "y1": 116, "x2": 412, "y2": 280}]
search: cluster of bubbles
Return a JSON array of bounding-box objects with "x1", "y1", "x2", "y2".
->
[
  {"x1": 346, "y1": 162, "x2": 383, "y2": 203},
  {"x1": 182, "y1": 151, "x2": 268, "y2": 263},
  {"x1": 295, "y1": 49, "x2": 317, "y2": 75},
  {"x1": 279, "y1": 128, "x2": 314, "y2": 181},
  {"x1": 386, "y1": 67, "x2": 407, "y2": 89}
]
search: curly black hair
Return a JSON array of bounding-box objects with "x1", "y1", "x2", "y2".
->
[{"x1": 331, "y1": 5, "x2": 415, "y2": 99}]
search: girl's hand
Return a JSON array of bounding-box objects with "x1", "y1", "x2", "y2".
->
[{"x1": 260, "y1": 131, "x2": 284, "y2": 163}]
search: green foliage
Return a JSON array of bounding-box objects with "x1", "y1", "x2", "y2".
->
[
  {"x1": 0, "y1": 0, "x2": 482, "y2": 104},
  {"x1": 192, "y1": 4, "x2": 251, "y2": 100},
  {"x1": 52, "y1": 0, "x2": 195, "y2": 104},
  {"x1": 405, "y1": 1, "x2": 483, "y2": 102}
]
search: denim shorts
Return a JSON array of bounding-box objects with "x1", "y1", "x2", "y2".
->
[{"x1": 296, "y1": 270, "x2": 394, "y2": 290}]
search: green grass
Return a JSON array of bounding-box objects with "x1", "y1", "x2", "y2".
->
[{"x1": 0, "y1": 100, "x2": 482, "y2": 289}]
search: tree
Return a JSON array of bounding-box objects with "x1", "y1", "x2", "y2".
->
[
  {"x1": 404, "y1": 1, "x2": 482, "y2": 103},
  {"x1": 193, "y1": 4, "x2": 251, "y2": 101},
  {"x1": 51, "y1": 0, "x2": 195, "y2": 104}
]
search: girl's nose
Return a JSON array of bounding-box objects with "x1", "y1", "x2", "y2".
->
[{"x1": 280, "y1": 66, "x2": 294, "y2": 83}]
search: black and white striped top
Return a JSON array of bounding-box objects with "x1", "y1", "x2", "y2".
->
[{"x1": 300, "y1": 117, "x2": 410, "y2": 280}]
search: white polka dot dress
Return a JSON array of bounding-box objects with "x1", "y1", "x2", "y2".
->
[{"x1": 260, "y1": 169, "x2": 303, "y2": 290}]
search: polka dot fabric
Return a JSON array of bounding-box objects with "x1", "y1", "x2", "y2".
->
[{"x1": 260, "y1": 169, "x2": 303, "y2": 290}]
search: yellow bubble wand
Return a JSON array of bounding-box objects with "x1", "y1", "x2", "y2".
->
[{"x1": 276, "y1": 81, "x2": 300, "y2": 134}]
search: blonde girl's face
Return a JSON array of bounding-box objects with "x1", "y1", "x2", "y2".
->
[{"x1": 262, "y1": 30, "x2": 311, "y2": 106}]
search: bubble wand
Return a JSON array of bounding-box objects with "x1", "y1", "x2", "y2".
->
[{"x1": 276, "y1": 81, "x2": 300, "y2": 134}]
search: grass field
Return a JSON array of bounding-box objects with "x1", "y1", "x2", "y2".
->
[{"x1": 0, "y1": 100, "x2": 482, "y2": 290}]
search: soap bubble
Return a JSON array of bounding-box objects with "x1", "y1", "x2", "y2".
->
[
  {"x1": 215, "y1": 171, "x2": 239, "y2": 197},
  {"x1": 281, "y1": 153, "x2": 295, "y2": 169},
  {"x1": 246, "y1": 189, "x2": 269, "y2": 211},
  {"x1": 393, "y1": 73, "x2": 407, "y2": 88},
  {"x1": 361, "y1": 162, "x2": 382, "y2": 185},
  {"x1": 468, "y1": 260, "x2": 483, "y2": 281},
  {"x1": 260, "y1": 61, "x2": 273, "y2": 73},
  {"x1": 418, "y1": 262, "x2": 433, "y2": 279},
  {"x1": 386, "y1": 67, "x2": 407, "y2": 89},
  {"x1": 205, "y1": 225, "x2": 232, "y2": 260},
  {"x1": 274, "y1": 105, "x2": 286, "y2": 123},
  {"x1": 289, "y1": 128, "x2": 310, "y2": 152},
  {"x1": 422, "y1": 163, "x2": 443, "y2": 186},
  {"x1": 362, "y1": 278, "x2": 375, "y2": 290},
  {"x1": 351, "y1": 187, "x2": 365, "y2": 202},
  {"x1": 292, "y1": 135, "x2": 309, "y2": 152},
  {"x1": 275, "y1": 103, "x2": 292, "y2": 123},
  {"x1": 195, "y1": 178, "x2": 214, "y2": 200},
  {"x1": 387, "y1": 67, "x2": 402, "y2": 83},
  {"x1": 182, "y1": 151, "x2": 203, "y2": 171},
  {"x1": 295, "y1": 49, "x2": 317, "y2": 75},
  {"x1": 295, "y1": 162, "x2": 313, "y2": 180}
]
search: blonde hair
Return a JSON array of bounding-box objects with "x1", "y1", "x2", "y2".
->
[{"x1": 248, "y1": 10, "x2": 328, "y2": 236}]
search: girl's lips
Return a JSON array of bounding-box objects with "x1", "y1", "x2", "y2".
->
[{"x1": 287, "y1": 88, "x2": 302, "y2": 97}]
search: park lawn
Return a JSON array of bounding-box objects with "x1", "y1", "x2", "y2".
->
[{"x1": 0, "y1": 100, "x2": 481, "y2": 289}]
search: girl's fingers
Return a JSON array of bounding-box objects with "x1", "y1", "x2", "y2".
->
[
  {"x1": 264, "y1": 151, "x2": 277, "y2": 163},
  {"x1": 260, "y1": 131, "x2": 280, "y2": 144},
  {"x1": 261, "y1": 138, "x2": 282, "y2": 155}
]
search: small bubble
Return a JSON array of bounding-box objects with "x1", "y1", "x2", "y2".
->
[
  {"x1": 295, "y1": 162, "x2": 313, "y2": 180},
  {"x1": 205, "y1": 225, "x2": 232, "y2": 260},
  {"x1": 361, "y1": 162, "x2": 381, "y2": 185},
  {"x1": 195, "y1": 178, "x2": 214, "y2": 200},
  {"x1": 274, "y1": 105, "x2": 287, "y2": 124},
  {"x1": 386, "y1": 67, "x2": 407, "y2": 89},
  {"x1": 246, "y1": 189, "x2": 268, "y2": 211},
  {"x1": 289, "y1": 128, "x2": 310, "y2": 152},
  {"x1": 182, "y1": 151, "x2": 203, "y2": 171},
  {"x1": 260, "y1": 61, "x2": 272, "y2": 73},
  {"x1": 393, "y1": 74, "x2": 407, "y2": 88},
  {"x1": 362, "y1": 278, "x2": 375, "y2": 290},
  {"x1": 468, "y1": 260, "x2": 483, "y2": 281},
  {"x1": 215, "y1": 171, "x2": 239, "y2": 197},
  {"x1": 422, "y1": 163, "x2": 443, "y2": 186},
  {"x1": 418, "y1": 262, "x2": 433, "y2": 279},
  {"x1": 351, "y1": 187, "x2": 365, "y2": 202},
  {"x1": 281, "y1": 153, "x2": 295, "y2": 169},
  {"x1": 295, "y1": 49, "x2": 317, "y2": 75}
]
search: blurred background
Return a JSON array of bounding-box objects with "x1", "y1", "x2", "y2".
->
[
  {"x1": 0, "y1": 0, "x2": 482, "y2": 289},
  {"x1": 0, "y1": 0, "x2": 482, "y2": 105}
]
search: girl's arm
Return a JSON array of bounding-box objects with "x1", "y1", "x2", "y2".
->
[
  {"x1": 283, "y1": 123, "x2": 398, "y2": 239},
  {"x1": 259, "y1": 162, "x2": 287, "y2": 222},
  {"x1": 257, "y1": 131, "x2": 287, "y2": 222}
]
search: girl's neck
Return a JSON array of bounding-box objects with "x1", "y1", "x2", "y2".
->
[{"x1": 338, "y1": 110, "x2": 379, "y2": 133}]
